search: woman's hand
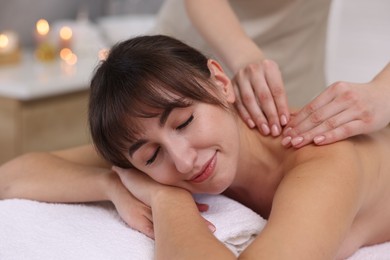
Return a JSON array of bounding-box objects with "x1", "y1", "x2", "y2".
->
[
  {"x1": 282, "y1": 80, "x2": 390, "y2": 148},
  {"x1": 112, "y1": 166, "x2": 215, "y2": 232},
  {"x1": 106, "y1": 171, "x2": 155, "y2": 238},
  {"x1": 233, "y1": 59, "x2": 290, "y2": 136}
]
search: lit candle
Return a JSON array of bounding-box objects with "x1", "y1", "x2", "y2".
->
[
  {"x1": 35, "y1": 19, "x2": 56, "y2": 62},
  {"x1": 59, "y1": 47, "x2": 77, "y2": 65},
  {"x1": 0, "y1": 31, "x2": 21, "y2": 65},
  {"x1": 59, "y1": 26, "x2": 73, "y2": 50}
]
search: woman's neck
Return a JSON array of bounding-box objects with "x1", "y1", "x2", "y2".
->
[{"x1": 224, "y1": 119, "x2": 292, "y2": 216}]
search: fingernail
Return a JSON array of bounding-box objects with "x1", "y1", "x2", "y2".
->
[
  {"x1": 291, "y1": 136, "x2": 304, "y2": 146},
  {"x1": 271, "y1": 124, "x2": 280, "y2": 136},
  {"x1": 261, "y1": 123, "x2": 270, "y2": 135},
  {"x1": 281, "y1": 136, "x2": 292, "y2": 146},
  {"x1": 208, "y1": 224, "x2": 216, "y2": 233},
  {"x1": 314, "y1": 135, "x2": 325, "y2": 144},
  {"x1": 280, "y1": 115, "x2": 288, "y2": 126},
  {"x1": 283, "y1": 127, "x2": 292, "y2": 135},
  {"x1": 247, "y1": 119, "x2": 255, "y2": 128}
]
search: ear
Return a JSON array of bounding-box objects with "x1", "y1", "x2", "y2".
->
[{"x1": 207, "y1": 59, "x2": 235, "y2": 104}]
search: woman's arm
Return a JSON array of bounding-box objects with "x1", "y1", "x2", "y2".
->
[
  {"x1": 115, "y1": 167, "x2": 235, "y2": 259},
  {"x1": 0, "y1": 145, "x2": 155, "y2": 238},
  {"x1": 0, "y1": 145, "x2": 112, "y2": 202},
  {"x1": 185, "y1": 0, "x2": 289, "y2": 135},
  {"x1": 241, "y1": 142, "x2": 365, "y2": 259}
]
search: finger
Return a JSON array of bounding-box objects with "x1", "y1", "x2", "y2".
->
[
  {"x1": 289, "y1": 108, "x2": 361, "y2": 148},
  {"x1": 233, "y1": 82, "x2": 256, "y2": 128},
  {"x1": 121, "y1": 204, "x2": 155, "y2": 239},
  {"x1": 196, "y1": 203, "x2": 209, "y2": 212},
  {"x1": 313, "y1": 120, "x2": 365, "y2": 146},
  {"x1": 250, "y1": 71, "x2": 281, "y2": 136},
  {"x1": 288, "y1": 99, "x2": 348, "y2": 138},
  {"x1": 284, "y1": 85, "x2": 337, "y2": 135},
  {"x1": 263, "y1": 60, "x2": 290, "y2": 126},
  {"x1": 202, "y1": 217, "x2": 216, "y2": 233},
  {"x1": 135, "y1": 217, "x2": 155, "y2": 239},
  {"x1": 234, "y1": 78, "x2": 270, "y2": 135}
]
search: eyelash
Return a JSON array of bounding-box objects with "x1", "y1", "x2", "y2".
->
[
  {"x1": 176, "y1": 114, "x2": 194, "y2": 130},
  {"x1": 145, "y1": 114, "x2": 194, "y2": 166}
]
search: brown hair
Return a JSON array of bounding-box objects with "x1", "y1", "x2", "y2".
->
[{"x1": 89, "y1": 35, "x2": 226, "y2": 168}]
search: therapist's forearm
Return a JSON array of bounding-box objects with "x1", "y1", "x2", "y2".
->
[
  {"x1": 185, "y1": 0, "x2": 264, "y2": 73},
  {"x1": 0, "y1": 151, "x2": 114, "y2": 203},
  {"x1": 152, "y1": 188, "x2": 236, "y2": 260}
]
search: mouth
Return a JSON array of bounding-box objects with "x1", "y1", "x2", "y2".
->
[{"x1": 190, "y1": 152, "x2": 217, "y2": 183}]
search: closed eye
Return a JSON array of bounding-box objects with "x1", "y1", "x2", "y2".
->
[
  {"x1": 146, "y1": 146, "x2": 160, "y2": 166},
  {"x1": 176, "y1": 114, "x2": 194, "y2": 130}
]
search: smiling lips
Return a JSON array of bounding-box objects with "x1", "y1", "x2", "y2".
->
[{"x1": 190, "y1": 153, "x2": 217, "y2": 183}]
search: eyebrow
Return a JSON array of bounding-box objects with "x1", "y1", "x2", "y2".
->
[{"x1": 128, "y1": 107, "x2": 174, "y2": 157}]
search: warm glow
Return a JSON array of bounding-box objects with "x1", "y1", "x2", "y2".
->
[
  {"x1": 60, "y1": 47, "x2": 77, "y2": 65},
  {"x1": 59, "y1": 26, "x2": 72, "y2": 40},
  {"x1": 60, "y1": 48, "x2": 73, "y2": 60},
  {"x1": 36, "y1": 19, "x2": 50, "y2": 35},
  {"x1": 0, "y1": 34, "x2": 9, "y2": 48},
  {"x1": 66, "y1": 53, "x2": 77, "y2": 65}
]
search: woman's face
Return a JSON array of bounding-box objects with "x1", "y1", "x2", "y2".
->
[{"x1": 126, "y1": 101, "x2": 240, "y2": 194}]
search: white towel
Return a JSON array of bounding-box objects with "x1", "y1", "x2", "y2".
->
[
  {"x1": 0, "y1": 195, "x2": 263, "y2": 259},
  {"x1": 194, "y1": 194, "x2": 265, "y2": 255},
  {"x1": 0, "y1": 196, "x2": 389, "y2": 259}
]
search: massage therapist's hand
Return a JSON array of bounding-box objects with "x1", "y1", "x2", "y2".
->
[
  {"x1": 106, "y1": 171, "x2": 154, "y2": 238},
  {"x1": 112, "y1": 166, "x2": 214, "y2": 232},
  {"x1": 233, "y1": 59, "x2": 290, "y2": 136},
  {"x1": 282, "y1": 80, "x2": 390, "y2": 148}
]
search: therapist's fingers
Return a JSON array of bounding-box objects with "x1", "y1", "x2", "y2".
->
[
  {"x1": 283, "y1": 107, "x2": 357, "y2": 148},
  {"x1": 233, "y1": 72, "x2": 270, "y2": 135},
  {"x1": 312, "y1": 120, "x2": 364, "y2": 145},
  {"x1": 285, "y1": 98, "x2": 348, "y2": 139},
  {"x1": 250, "y1": 67, "x2": 281, "y2": 136},
  {"x1": 263, "y1": 59, "x2": 290, "y2": 126},
  {"x1": 283, "y1": 83, "x2": 337, "y2": 136}
]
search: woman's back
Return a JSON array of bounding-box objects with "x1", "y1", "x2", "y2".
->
[{"x1": 338, "y1": 125, "x2": 390, "y2": 257}]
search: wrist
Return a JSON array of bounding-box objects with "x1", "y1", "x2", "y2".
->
[
  {"x1": 228, "y1": 39, "x2": 264, "y2": 74},
  {"x1": 151, "y1": 187, "x2": 192, "y2": 209},
  {"x1": 102, "y1": 170, "x2": 125, "y2": 202}
]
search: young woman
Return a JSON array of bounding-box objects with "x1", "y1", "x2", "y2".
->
[
  {"x1": 88, "y1": 35, "x2": 390, "y2": 259},
  {"x1": 2, "y1": 35, "x2": 390, "y2": 259}
]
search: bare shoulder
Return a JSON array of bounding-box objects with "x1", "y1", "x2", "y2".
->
[{"x1": 285, "y1": 139, "x2": 361, "y2": 179}]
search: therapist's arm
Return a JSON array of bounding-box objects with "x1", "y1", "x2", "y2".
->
[
  {"x1": 283, "y1": 62, "x2": 390, "y2": 148},
  {"x1": 185, "y1": 0, "x2": 290, "y2": 135}
]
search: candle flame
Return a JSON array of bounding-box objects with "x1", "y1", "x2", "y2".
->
[
  {"x1": 36, "y1": 19, "x2": 50, "y2": 35},
  {"x1": 60, "y1": 48, "x2": 77, "y2": 65},
  {"x1": 0, "y1": 34, "x2": 9, "y2": 48},
  {"x1": 60, "y1": 26, "x2": 72, "y2": 40}
]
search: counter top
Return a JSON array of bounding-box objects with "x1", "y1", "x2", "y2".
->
[{"x1": 0, "y1": 51, "x2": 99, "y2": 100}]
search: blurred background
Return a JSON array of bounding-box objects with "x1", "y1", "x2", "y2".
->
[{"x1": 0, "y1": 0, "x2": 389, "y2": 164}]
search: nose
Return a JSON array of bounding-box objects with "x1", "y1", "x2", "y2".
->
[{"x1": 166, "y1": 138, "x2": 196, "y2": 174}]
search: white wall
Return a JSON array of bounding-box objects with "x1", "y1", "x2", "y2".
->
[{"x1": 326, "y1": 0, "x2": 390, "y2": 84}]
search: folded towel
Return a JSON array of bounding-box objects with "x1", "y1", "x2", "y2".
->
[
  {"x1": 194, "y1": 194, "x2": 265, "y2": 255},
  {"x1": 0, "y1": 196, "x2": 389, "y2": 259}
]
